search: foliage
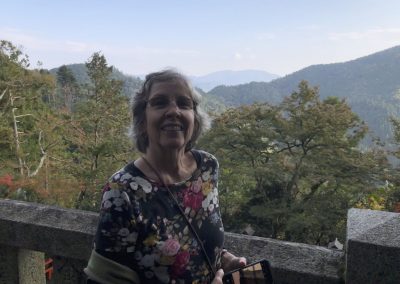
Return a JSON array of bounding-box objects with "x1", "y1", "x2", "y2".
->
[
  {"x1": 208, "y1": 46, "x2": 400, "y2": 146},
  {"x1": 56, "y1": 65, "x2": 79, "y2": 111},
  {"x1": 65, "y1": 52, "x2": 136, "y2": 210},
  {"x1": 50, "y1": 63, "x2": 142, "y2": 99},
  {"x1": 0, "y1": 40, "x2": 57, "y2": 179},
  {"x1": 0, "y1": 41, "x2": 138, "y2": 210},
  {"x1": 196, "y1": 87, "x2": 226, "y2": 116},
  {"x1": 200, "y1": 81, "x2": 389, "y2": 245},
  {"x1": 1, "y1": 39, "x2": 399, "y2": 247}
]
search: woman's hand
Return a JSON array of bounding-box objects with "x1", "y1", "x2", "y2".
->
[
  {"x1": 221, "y1": 250, "x2": 247, "y2": 274},
  {"x1": 211, "y1": 269, "x2": 224, "y2": 284}
]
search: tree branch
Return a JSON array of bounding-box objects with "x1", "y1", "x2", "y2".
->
[{"x1": 28, "y1": 130, "x2": 47, "y2": 177}]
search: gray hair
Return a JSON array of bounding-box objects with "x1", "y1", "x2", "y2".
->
[{"x1": 132, "y1": 69, "x2": 210, "y2": 153}]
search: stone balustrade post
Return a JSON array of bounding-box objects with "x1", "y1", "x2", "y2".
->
[
  {"x1": 346, "y1": 208, "x2": 400, "y2": 283},
  {"x1": 0, "y1": 244, "x2": 45, "y2": 284}
]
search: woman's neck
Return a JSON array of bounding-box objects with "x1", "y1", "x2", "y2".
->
[{"x1": 142, "y1": 148, "x2": 195, "y2": 184}]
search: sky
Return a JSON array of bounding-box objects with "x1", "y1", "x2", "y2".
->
[{"x1": 2, "y1": 0, "x2": 400, "y2": 77}]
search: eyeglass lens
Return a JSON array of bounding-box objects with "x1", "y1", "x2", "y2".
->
[{"x1": 147, "y1": 96, "x2": 194, "y2": 110}]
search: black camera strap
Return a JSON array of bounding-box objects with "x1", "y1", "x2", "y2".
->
[{"x1": 141, "y1": 157, "x2": 216, "y2": 279}]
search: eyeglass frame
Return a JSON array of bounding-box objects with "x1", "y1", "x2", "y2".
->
[{"x1": 145, "y1": 95, "x2": 197, "y2": 111}]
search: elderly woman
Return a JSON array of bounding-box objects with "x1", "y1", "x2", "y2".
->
[{"x1": 85, "y1": 69, "x2": 246, "y2": 283}]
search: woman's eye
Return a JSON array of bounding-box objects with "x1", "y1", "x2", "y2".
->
[
  {"x1": 177, "y1": 98, "x2": 194, "y2": 109},
  {"x1": 149, "y1": 98, "x2": 169, "y2": 108},
  {"x1": 148, "y1": 97, "x2": 194, "y2": 109}
]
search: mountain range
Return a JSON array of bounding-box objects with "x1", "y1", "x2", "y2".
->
[
  {"x1": 208, "y1": 46, "x2": 400, "y2": 144},
  {"x1": 50, "y1": 45, "x2": 400, "y2": 145},
  {"x1": 189, "y1": 70, "x2": 280, "y2": 91}
]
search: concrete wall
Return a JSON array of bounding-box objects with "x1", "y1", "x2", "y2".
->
[{"x1": 0, "y1": 199, "x2": 398, "y2": 283}]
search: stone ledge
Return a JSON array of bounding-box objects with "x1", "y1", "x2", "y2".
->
[
  {"x1": 347, "y1": 208, "x2": 400, "y2": 247},
  {"x1": 224, "y1": 232, "x2": 344, "y2": 284},
  {"x1": 0, "y1": 199, "x2": 98, "y2": 260},
  {"x1": 346, "y1": 208, "x2": 400, "y2": 283},
  {"x1": 0, "y1": 199, "x2": 346, "y2": 283}
]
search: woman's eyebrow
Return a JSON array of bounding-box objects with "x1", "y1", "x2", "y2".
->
[{"x1": 151, "y1": 93, "x2": 190, "y2": 98}]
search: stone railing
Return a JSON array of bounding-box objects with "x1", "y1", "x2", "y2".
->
[{"x1": 0, "y1": 199, "x2": 398, "y2": 283}]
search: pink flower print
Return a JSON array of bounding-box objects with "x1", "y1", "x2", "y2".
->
[
  {"x1": 161, "y1": 238, "x2": 181, "y2": 256},
  {"x1": 190, "y1": 178, "x2": 203, "y2": 193},
  {"x1": 171, "y1": 250, "x2": 190, "y2": 277},
  {"x1": 183, "y1": 188, "x2": 203, "y2": 210}
]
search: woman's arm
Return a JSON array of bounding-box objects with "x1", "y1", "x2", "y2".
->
[{"x1": 85, "y1": 182, "x2": 140, "y2": 283}]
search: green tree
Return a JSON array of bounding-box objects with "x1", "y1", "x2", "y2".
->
[
  {"x1": 56, "y1": 65, "x2": 79, "y2": 111},
  {"x1": 67, "y1": 52, "x2": 135, "y2": 210},
  {"x1": 382, "y1": 117, "x2": 400, "y2": 211},
  {"x1": 0, "y1": 40, "x2": 71, "y2": 203},
  {"x1": 200, "y1": 81, "x2": 388, "y2": 245},
  {"x1": 0, "y1": 40, "x2": 57, "y2": 178}
]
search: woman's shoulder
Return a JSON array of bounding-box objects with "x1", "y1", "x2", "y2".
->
[
  {"x1": 104, "y1": 162, "x2": 155, "y2": 196},
  {"x1": 108, "y1": 161, "x2": 147, "y2": 181},
  {"x1": 191, "y1": 149, "x2": 219, "y2": 169}
]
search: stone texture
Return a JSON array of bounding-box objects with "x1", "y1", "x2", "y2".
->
[
  {"x1": 0, "y1": 244, "x2": 19, "y2": 284},
  {"x1": 346, "y1": 208, "x2": 400, "y2": 283},
  {"x1": 0, "y1": 245, "x2": 46, "y2": 284},
  {"x1": 18, "y1": 249, "x2": 46, "y2": 284},
  {"x1": 224, "y1": 232, "x2": 345, "y2": 284},
  {"x1": 0, "y1": 199, "x2": 98, "y2": 260},
  {"x1": 9, "y1": 199, "x2": 400, "y2": 284}
]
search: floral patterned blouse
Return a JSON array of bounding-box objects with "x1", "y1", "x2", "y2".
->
[{"x1": 93, "y1": 150, "x2": 224, "y2": 283}]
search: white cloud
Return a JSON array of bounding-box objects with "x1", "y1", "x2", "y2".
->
[
  {"x1": 328, "y1": 27, "x2": 400, "y2": 41},
  {"x1": 234, "y1": 52, "x2": 242, "y2": 60},
  {"x1": 0, "y1": 27, "x2": 94, "y2": 53},
  {"x1": 1, "y1": 27, "x2": 198, "y2": 57},
  {"x1": 296, "y1": 25, "x2": 321, "y2": 31},
  {"x1": 255, "y1": 32, "x2": 275, "y2": 40},
  {"x1": 105, "y1": 46, "x2": 198, "y2": 56}
]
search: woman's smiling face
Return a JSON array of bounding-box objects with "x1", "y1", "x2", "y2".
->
[{"x1": 145, "y1": 80, "x2": 195, "y2": 152}]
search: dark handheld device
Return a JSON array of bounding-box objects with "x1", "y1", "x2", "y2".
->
[{"x1": 222, "y1": 259, "x2": 273, "y2": 284}]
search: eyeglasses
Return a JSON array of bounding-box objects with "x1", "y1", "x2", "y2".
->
[{"x1": 146, "y1": 96, "x2": 195, "y2": 110}]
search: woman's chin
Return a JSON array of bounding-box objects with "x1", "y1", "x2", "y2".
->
[{"x1": 158, "y1": 140, "x2": 187, "y2": 151}]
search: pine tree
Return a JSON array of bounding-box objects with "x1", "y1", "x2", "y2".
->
[
  {"x1": 66, "y1": 52, "x2": 135, "y2": 210},
  {"x1": 56, "y1": 65, "x2": 79, "y2": 111}
]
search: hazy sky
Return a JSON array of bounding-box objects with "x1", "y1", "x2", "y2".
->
[{"x1": 2, "y1": 0, "x2": 400, "y2": 76}]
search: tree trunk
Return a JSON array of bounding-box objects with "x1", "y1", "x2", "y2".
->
[{"x1": 10, "y1": 92, "x2": 24, "y2": 176}]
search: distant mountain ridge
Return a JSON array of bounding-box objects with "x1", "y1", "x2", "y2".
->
[
  {"x1": 190, "y1": 69, "x2": 280, "y2": 91},
  {"x1": 208, "y1": 45, "x2": 400, "y2": 143},
  {"x1": 49, "y1": 64, "x2": 143, "y2": 97},
  {"x1": 49, "y1": 64, "x2": 226, "y2": 114},
  {"x1": 49, "y1": 46, "x2": 400, "y2": 144}
]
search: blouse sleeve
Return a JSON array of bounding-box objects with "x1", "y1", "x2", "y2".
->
[{"x1": 93, "y1": 182, "x2": 140, "y2": 269}]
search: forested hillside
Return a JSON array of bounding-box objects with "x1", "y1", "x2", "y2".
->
[
  {"x1": 50, "y1": 64, "x2": 143, "y2": 99},
  {"x1": 1, "y1": 39, "x2": 400, "y2": 247},
  {"x1": 50, "y1": 64, "x2": 226, "y2": 115},
  {"x1": 190, "y1": 69, "x2": 280, "y2": 91},
  {"x1": 209, "y1": 46, "x2": 400, "y2": 143}
]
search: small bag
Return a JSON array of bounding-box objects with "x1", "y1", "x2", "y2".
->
[{"x1": 84, "y1": 250, "x2": 140, "y2": 284}]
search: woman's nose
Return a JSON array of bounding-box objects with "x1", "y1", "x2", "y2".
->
[{"x1": 165, "y1": 100, "x2": 181, "y2": 116}]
